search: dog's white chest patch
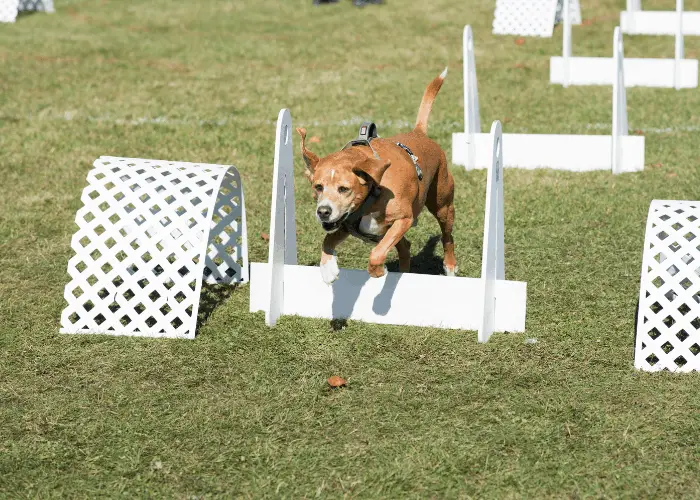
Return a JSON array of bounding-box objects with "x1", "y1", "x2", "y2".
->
[{"x1": 358, "y1": 212, "x2": 384, "y2": 236}]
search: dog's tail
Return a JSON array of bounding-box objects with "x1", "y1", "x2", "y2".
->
[{"x1": 414, "y1": 67, "x2": 447, "y2": 135}]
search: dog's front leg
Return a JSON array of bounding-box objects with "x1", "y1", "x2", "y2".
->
[
  {"x1": 368, "y1": 218, "x2": 413, "y2": 278},
  {"x1": 320, "y1": 230, "x2": 349, "y2": 285}
]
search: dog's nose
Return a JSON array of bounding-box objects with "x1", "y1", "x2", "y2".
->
[{"x1": 317, "y1": 206, "x2": 332, "y2": 221}]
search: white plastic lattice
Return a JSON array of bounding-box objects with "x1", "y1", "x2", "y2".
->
[
  {"x1": 18, "y1": 0, "x2": 53, "y2": 12},
  {"x1": 0, "y1": 0, "x2": 19, "y2": 23},
  {"x1": 60, "y1": 156, "x2": 248, "y2": 339},
  {"x1": 494, "y1": 0, "x2": 580, "y2": 37},
  {"x1": 636, "y1": 200, "x2": 700, "y2": 372}
]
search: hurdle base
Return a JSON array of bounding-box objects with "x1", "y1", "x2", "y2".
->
[
  {"x1": 250, "y1": 263, "x2": 527, "y2": 333},
  {"x1": 550, "y1": 56, "x2": 699, "y2": 88},
  {"x1": 621, "y1": 10, "x2": 700, "y2": 36},
  {"x1": 452, "y1": 132, "x2": 644, "y2": 172}
]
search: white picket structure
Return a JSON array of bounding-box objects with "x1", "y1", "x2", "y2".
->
[
  {"x1": 622, "y1": 0, "x2": 700, "y2": 35},
  {"x1": 551, "y1": 0, "x2": 698, "y2": 88},
  {"x1": 250, "y1": 110, "x2": 527, "y2": 342},
  {"x1": 636, "y1": 200, "x2": 700, "y2": 372},
  {"x1": 493, "y1": 0, "x2": 581, "y2": 37},
  {"x1": 1, "y1": 0, "x2": 54, "y2": 22},
  {"x1": 60, "y1": 156, "x2": 248, "y2": 339},
  {"x1": 453, "y1": 25, "x2": 645, "y2": 173}
]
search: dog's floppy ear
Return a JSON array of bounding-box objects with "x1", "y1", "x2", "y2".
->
[
  {"x1": 296, "y1": 127, "x2": 319, "y2": 182},
  {"x1": 352, "y1": 158, "x2": 391, "y2": 186}
]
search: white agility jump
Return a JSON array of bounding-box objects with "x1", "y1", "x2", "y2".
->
[
  {"x1": 453, "y1": 25, "x2": 645, "y2": 173},
  {"x1": 622, "y1": 0, "x2": 700, "y2": 36},
  {"x1": 60, "y1": 157, "x2": 248, "y2": 339},
  {"x1": 493, "y1": 0, "x2": 581, "y2": 38},
  {"x1": 551, "y1": 0, "x2": 698, "y2": 88},
  {"x1": 636, "y1": 200, "x2": 700, "y2": 372},
  {"x1": 0, "y1": 0, "x2": 53, "y2": 23},
  {"x1": 251, "y1": 109, "x2": 527, "y2": 343}
]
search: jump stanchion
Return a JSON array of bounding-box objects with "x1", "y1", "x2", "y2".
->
[
  {"x1": 60, "y1": 157, "x2": 248, "y2": 339},
  {"x1": 453, "y1": 26, "x2": 645, "y2": 173},
  {"x1": 550, "y1": 0, "x2": 698, "y2": 88},
  {"x1": 622, "y1": 0, "x2": 700, "y2": 36},
  {"x1": 635, "y1": 200, "x2": 700, "y2": 372},
  {"x1": 250, "y1": 110, "x2": 527, "y2": 343},
  {"x1": 493, "y1": 0, "x2": 581, "y2": 38}
]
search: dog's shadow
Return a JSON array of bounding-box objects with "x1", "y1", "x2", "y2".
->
[
  {"x1": 329, "y1": 236, "x2": 444, "y2": 331},
  {"x1": 386, "y1": 235, "x2": 443, "y2": 275}
]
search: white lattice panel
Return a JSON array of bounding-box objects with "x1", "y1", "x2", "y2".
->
[
  {"x1": 18, "y1": 0, "x2": 53, "y2": 12},
  {"x1": 636, "y1": 200, "x2": 700, "y2": 372},
  {"x1": 493, "y1": 0, "x2": 580, "y2": 37},
  {"x1": 60, "y1": 156, "x2": 248, "y2": 339},
  {"x1": 0, "y1": 0, "x2": 19, "y2": 22}
]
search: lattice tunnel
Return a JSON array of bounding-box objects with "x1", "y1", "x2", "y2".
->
[
  {"x1": 60, "y1": 156, "x2": 248, "y2": 339},
  {"x1": 636, "y1": 200, "x2": 700, "y2": 372},
  {"x1": 493, "y1": 0, "x2": 581, "y2": 37}
]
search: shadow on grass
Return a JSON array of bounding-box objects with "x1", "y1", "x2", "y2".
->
[
  {"x1": 387, "y1": 235, "x2": 444, "y2": 275},
  {"x1": 196, "y1": 282, "x2": 239, "y2": 334}
]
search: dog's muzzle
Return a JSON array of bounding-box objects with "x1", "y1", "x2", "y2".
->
[{"x1": 320, "y1": 213, "x2": 349, "y2": 233}]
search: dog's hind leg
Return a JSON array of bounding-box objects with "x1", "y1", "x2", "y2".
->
[
  {"x1": 426, "y1": 155, "x2": 458, "y2": 276},
  {"x1": 395, "y1": 237, "x2": 411, "y2": 273}
]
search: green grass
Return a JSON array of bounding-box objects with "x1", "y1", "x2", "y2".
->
[{"x1": 2, "y1": 0, "x2": 700, "y2": 497}]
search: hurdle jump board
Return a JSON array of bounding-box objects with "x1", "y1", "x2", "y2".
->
[
  {"x1": 635, "y1": 200, "x2": 700, "y2": 372},
  {"x1": 251, "y1": 109, "x2": 527, "y2": 343},
  {"x1": 493, "y1": 0, "x2": 581, "y2": 37},
  {"x1": 551, "y1": 0, "x2": 698, "y2": 88},
  {"x1": 60, "y1": 156, "x2": 248, "y2": 339},
  {"x1": 622, "y1": 0, "x2": 700, "y2": 35},
  {"x1": 453, "y1": 26, "x2": 645, "y2": 173}
]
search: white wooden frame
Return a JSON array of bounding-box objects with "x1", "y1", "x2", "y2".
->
[
  {"x1": 551, "y1": 0, "x2": 698, "y2": 88},
  {"x1": 60, "y1": 156, "x2": 248, "y2": 339},
  {"x1": 622, "y1": 0, "x2": 700, "y2": 36},
  {"x1": 493, "y1": 0, "x2": 581, "y2": 38},
  {"x1": 635, "y1": 200, "x2": 700, "y2": 372},
  {"x1": 453, "y1": 25, "x2": 645, "y2": 173},
  {"x1": 250, "y1": 110, "x2": 527, "y2": 343}
]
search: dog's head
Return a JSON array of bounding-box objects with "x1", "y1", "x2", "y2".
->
[{"x1": 297, "y1": 128, "x2": 391, "y2": 233}]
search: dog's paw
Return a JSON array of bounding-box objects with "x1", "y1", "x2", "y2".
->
[
  {"x1": 443, "y1": 264, "x2": 459, "y2": 277},
  {"x1": 320, "y1": 253, "x2": 340, "y2": 285},
  {"x1": 368, "y1": 263, "x2": 388, "y2": 278}
]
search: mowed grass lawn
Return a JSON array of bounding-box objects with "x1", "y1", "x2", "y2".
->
[{"x1": 2, "y1": 0, "x2": 700, "y2": 497}]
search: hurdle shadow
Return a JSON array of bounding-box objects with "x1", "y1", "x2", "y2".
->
[{"x1": 329, "y1": 236, "x2": 443, "y2": 330}]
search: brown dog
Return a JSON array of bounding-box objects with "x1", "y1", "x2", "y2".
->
[{"x1": 297, "y1": 69, "x2": 456, "y2": 284}]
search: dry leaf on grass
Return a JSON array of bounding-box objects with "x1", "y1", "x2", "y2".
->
[
  {"x1": 309, "y1": 136, "x2": 321, "y2": 144},
  {"x1": 652, "y1": 163, "x2": 663, "y2": 168},
  {"x1": 667, "y1": 172, "x2": 678, "y2": 178},
  {"x1": 515, "y1": 38, "x2": 525, "y2": 46},
  {"x1": 327, "y1": 376, "x2": 347, "y2": 387},
  {"x1": 261, "y1": 232, "x2": 269, "y2": 242}
]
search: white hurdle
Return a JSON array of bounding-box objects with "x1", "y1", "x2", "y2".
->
[
  {"x1": 551, "y1": 0, "x2": 698, "y2": 88},
  {"x1": 453, "y1": 26, "x2": 645, "y2": 173},
  {"x1": 251, "y1": 110, "x2": 527, "y2": 343},
  {"x1": 622, "y1": 0, "x2": 700, "y2": 36},
  {"x1": 493, "y1": 0, "x2": 581, "y2": 38}
]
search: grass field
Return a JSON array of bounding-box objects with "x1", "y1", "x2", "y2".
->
[{"x1": 3, "y1": 0, "x2": 700, "y2": 497}]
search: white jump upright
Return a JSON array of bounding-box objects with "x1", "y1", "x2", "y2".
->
[
  {"x1": 636, "y1": 200, "x2": 700, "y2": 372},
  {"x1": 622, "y1": 0, "x2": 700, "y2": 36},
  {"x1": 493, "y1": 0, "x2": 581, "y2": 37},
  {"x1": 551, "y1": 0, "x2": 698, "y2": 88},
  {"x1": 60, "y1": 157, "x2": 248, "y2": 339},
  {"x1": 251, "y1": 110, "x2": 527, "y2": 342},
  {"x1": 453, "y1": 26, "x2": 645, "y2": 173}
]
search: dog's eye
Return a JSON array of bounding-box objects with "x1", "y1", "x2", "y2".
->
[
  {"x1": 338, "y1": 186, "x2": 350, "y2": 194},
  {"x1": 314, "y1": 184, "x2": 323, "y2": 193}
]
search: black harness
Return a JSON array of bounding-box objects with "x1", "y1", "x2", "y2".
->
[{"x1": 339, "y1": 122, "x2": 423, "y2": 243}]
